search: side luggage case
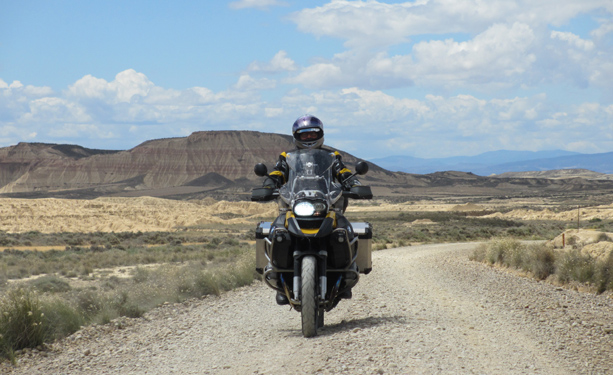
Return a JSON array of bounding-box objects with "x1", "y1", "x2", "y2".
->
[{"x1": 352, "y1": 222, "x2": 373, "y2": 274}]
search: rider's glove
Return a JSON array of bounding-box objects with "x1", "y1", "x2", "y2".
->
[
  {"x1": 263, "y1": 175, "x2": 283, "y2": 189},
  {"x1": 342, "y1": 177, "x2": 361, "y2": 190}
]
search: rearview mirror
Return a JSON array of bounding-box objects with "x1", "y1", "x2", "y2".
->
[
  {"x1": 254, "y1": 163, "x2": 268, "y2": 177},
  {"x1": 355, "y1": 161, "x2": 369, "y2": 175}
]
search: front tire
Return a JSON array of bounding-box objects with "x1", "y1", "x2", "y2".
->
[{"x1": 301, "y1": 256, "x2": 318, "y2": 337}]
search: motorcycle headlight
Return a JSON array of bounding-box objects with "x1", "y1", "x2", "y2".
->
[{"x1": 294, "y1": 201, "x2": 327, "y2": 217}]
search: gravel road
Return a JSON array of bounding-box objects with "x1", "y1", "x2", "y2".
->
[{"x1": 6, "y1": 243, "x2": 613, "y2": 374}]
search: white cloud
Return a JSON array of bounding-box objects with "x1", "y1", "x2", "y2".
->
[
  {"x1": 2, "y1": 68, "x2": 613, "y2": 157},
  {"x1": 229, "y1": 0, "x2": 288, "y2": 10},
  {"x1": 25, "y1": 97, "x2": 91, "y2": 124},
  {"x1": 411, "y1": 23, "x2": 537, "y2": 87},
  {"x1": 285, "y1": 63, "x2": 346, "y2": 89},
  {"x1": 290, "y1": 0, "x2": 610, "y2": 48},
  {"x1": 284, "y1": 22, "x2": 539, "y2": 90},
  {"x1": 285, "y1": 1, "x2": 613, "y2": 93},
  {"x1": 551, "y1": 31, "x2": 595, "y2": 51},
  {"x1": 292, "y1": 0, "x2": 470, "y2": 48},
  {"x1": 247, "y1": 51, "x2": 297, "y2": 73},
  {"x1": 233, "y1": 75, "x2": 277, "y2": 91},
  {"x1": 277, "y1": 89, "x2": 613, "y2": 158},
  {"x1": 591, "y1": 19, "x2": 613, "y2": 39},
  {"x1": 68, "y1": 69, "x2": 154, "y2": 103}
]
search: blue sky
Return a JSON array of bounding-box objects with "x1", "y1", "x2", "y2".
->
[{"x1": 1, "y1": 0, "x2": 613, "y2": 159}]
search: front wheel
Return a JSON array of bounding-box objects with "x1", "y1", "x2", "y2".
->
[{"x1": 301, "y1": 256, "x2": 319, "y2": 337}]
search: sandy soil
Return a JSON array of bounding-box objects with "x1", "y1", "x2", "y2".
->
[
  {"x1": 1, "y1": 196, "x2": 612, "y2": 233},
  {"x1": 0, "y1": 197, "x2": 277, "y2": 233}
]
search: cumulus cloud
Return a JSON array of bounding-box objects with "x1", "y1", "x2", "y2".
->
[
  {"x1": 67, "y1": 69, "x2": 155, "y2": 103},
  {"x1": 283, "y1": 22, "x2": 541, "y2": 90},
  {"x1": 2, "y1": 1, "x2": 613, "y2": 159},
  {"x1": 551, "y1": 31, "x2": 595, "y2": 51},
  {"x1": 285, "y1": 63, "x2": 347, "y2": 89},
  {"x1": 286, "y1": 1, "x2": 613, "y2": 92},
  {"x1": 291, "y1": 0, "x2": 610, "y2": 47},
  {"x1": 233, "y1": 75, "x2": 277, "y2": 91},
  {"x1": 410, "y1": 23, "x2": 537, "y2": 87},
  {"x1": 1, "y1": 65, "x2": 613, "y2": 157},
  {"x1": 0, "y1": 70, "x2": 276, "y2": 148},
  {"x1": 272, "y1": 88, "x2": 613, "y2": 158},
  {"x1": 247, "y1": 51, "x2": 297, "y2": 73}
]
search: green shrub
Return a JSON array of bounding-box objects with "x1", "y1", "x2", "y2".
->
[
  {"x1": 132, "y1": 267, "x2": 151, "y2": 283},
  {"x1": 526, "y1": 244, "x2": 555, "y2": 280},
  {"x1": 595, "y1": 252, "x2": 613, "y2": 293},
  {"x1": 486, "y1": 238, "x2": 523, "y2": 265},
  {"x1": 29, "y1": 275, "x2": 72, "y2": 293},
  {"x1": 0, "y1": 244, "x2": 259, "y2": 357},
  {"x1": 0, "y1": 289, "x2": 46, "y2": 357},
  {"x1": 75, "y1": 289, "x2": 105, "y2": 318},
  {"x1": 471, "y1": 239, "x2": 612, "y2": 291},
  {"x1": 40, "y1": 298, "x2": 84, "y2": 341},
  {"x1": 113, "y1": 291, "x2": 145, "y2": 319},
  {"x1": 557, "y1": 250, "x2": 597, "y2": 284},
  {"x1": 194, "y1": 272, "x2": 221, "y2": 296},
  {"x1": 468, "y1": 243, "x2": 487, "y2": 262}
]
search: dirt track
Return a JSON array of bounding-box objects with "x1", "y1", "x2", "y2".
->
[{"x1": 7, "y1": 243, "x2": 613, "y2": 374}]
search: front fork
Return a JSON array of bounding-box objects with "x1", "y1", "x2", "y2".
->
[{"x1": 292, "y1": 250, "x2": 328, "y2": 301}]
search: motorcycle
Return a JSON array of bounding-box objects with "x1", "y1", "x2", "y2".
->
[{"x1": 251, "y1": 148, "x2": 373, "y2": 337}]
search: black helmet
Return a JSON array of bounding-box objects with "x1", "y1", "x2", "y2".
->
[{"x1": 292, "y1": 115, "x2": 324, "y2": 149}]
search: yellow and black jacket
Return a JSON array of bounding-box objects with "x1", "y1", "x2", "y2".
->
[{"x1": 264, "y1": 148, "x2": 357, "y2": 189}]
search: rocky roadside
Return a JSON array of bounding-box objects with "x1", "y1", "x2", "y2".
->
[{"x1": 2, "y1": 243, "x2": 612, "y2": 374}]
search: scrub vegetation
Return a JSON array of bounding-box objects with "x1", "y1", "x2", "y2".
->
[
  {"x1": 347, "y1": 210, "x2": 577, "y2": 250},
  {"x1": 470, "y1": 238, "x2": 613, "y2": 294},
  {"x1": 0, "y1": 230, "x2": 258, "y2": 361}
]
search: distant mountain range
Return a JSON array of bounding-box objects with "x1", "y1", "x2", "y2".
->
[
  {"x1": 370, "y1": 150, "x2": 613, "y2": 175},
  {"x1": 2, "y1": 133, "x2": 613, "y2": 200}
]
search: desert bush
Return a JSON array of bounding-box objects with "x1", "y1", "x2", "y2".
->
[
  {"x1": 0, "y1": 233, "x2": 246, "y2": 281},
  {"x1": 74, "y1": 289, "x2": 106, "y2": 318},
  {"x1": 131, "y1": 267, "x2": 151, "y2": 283},
  {"x1": 194, "y1": 272, "x2": 221, "y2": 296},
  {"x1": 471, "y1": 239, "x2": 611, "y2": 291},
  {"x1": 472, "y1": 239, "x2": 555, "y2": 279},
  {"x1": 468, "y1": 243, "x2": 488, "y2": 262},
  {"x1": 0, "y1": 242, "x2": 260, "y2": 358},
  {"x1": 595, "y1": 252, "x2": 613, "y2": 293},
  {"x1": 525, "y1": 244, "x2": 555, "y2": 280},
  {"x1": 0, "y1": 289, "x2": 46, "y2": 358},
  {"x1": 29, "y1": 275, "x2": 72, "y2": 293},
  {"x1": 354, "y1": 209, "x2": 569, "y2": 246},
  {"x1": 113, "y1": 291, "x2": 145, "y2": 319},
  {"x1": 486, "y1": 238, "x2": 523, "y2": 265},
  {"x1": 556, "y1": 250, "x2": 595, "y2": 284},
  {"x1": 40, "y1": 298, "x2": 84, "y2": 341},
  {"x1": 100, "y1": 276, "x2": 122, "y2": 291}
]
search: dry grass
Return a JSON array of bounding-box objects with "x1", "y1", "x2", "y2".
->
[
  {"x1": 470, "y1": 238, "x2": 613, "y2": 292},
  {"x1": 0, "y1": 238, "x2": 258, "y2": 360}
]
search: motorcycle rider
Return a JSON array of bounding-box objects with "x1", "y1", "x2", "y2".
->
[
  {"x1": 264, "y1": 114, "x2": 361, "y2": 196},
  {"x1": 263, "y1": 114, "x2": 362, "y2": 305}
]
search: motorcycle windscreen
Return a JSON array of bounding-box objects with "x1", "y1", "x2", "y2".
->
[{"x1": 280, "y1": 149, "x2": 342, "y2": 204}]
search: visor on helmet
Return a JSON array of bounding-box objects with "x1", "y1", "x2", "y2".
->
[{"x1": 294, "y1": 128, "x2": 323, "y2": 141}]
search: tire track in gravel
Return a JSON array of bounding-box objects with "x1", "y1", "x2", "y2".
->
[{"x1": 7, "y1": 243, "x2": 613, "y2": 374}]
